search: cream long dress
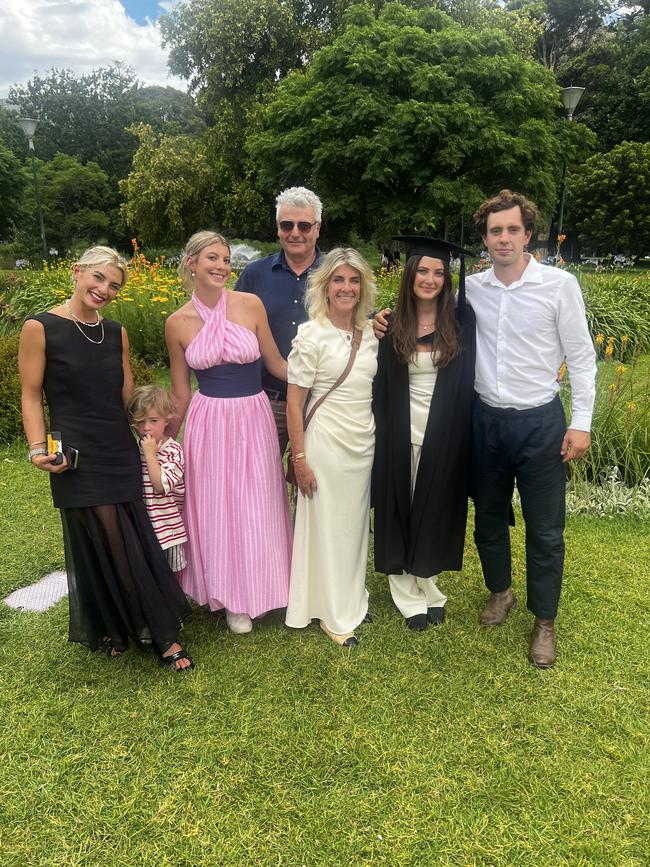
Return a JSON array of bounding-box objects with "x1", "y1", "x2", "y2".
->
[
  {"x1": 285, "y1": 318, "x2": 378, "y2": 635},
  {"x1": 388, "y1": 352, "x2": 447, "y2": 617}
]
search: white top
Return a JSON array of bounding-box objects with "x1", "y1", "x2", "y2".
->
[
  {"x1": 466, "y1": 255, "x2": 596, "y2": 431},
  {"x1": 408, "y1": 351, "x2": 438, "y2": 446}
]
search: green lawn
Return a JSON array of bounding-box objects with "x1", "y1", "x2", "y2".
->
[{"x1": 0, "y1": 441, "x2": 648, "y2": 865}]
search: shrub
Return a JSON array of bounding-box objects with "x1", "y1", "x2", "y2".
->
[
  {"x1": 0, "y1": 334, "x2": 24, "y2": 443},
  {"x1": 562, "y1": 354, "x2": 650, "y2": 487},
  {"x1": 580, "y1": 272, "x2": 650, "y2": 355}
]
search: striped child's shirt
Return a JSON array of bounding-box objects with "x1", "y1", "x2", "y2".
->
[{"x1": 140, "y1": 437, "x2": 188, "y2": 550}]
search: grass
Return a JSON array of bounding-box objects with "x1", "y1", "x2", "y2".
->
[{"x1": 1, "y1": 441, "x2": 648, "y2": 865}]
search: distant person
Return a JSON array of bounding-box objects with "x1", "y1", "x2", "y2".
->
[
  {"x1": 19, "y1": 246, "x2": 193, "y2": 671},
  {"x1": 372, "y1": 237, "x2": 475, "y2": 631},
  {"x1": 285, "y1": 248, "x2": 378, "y2": 648},
  {"x1": 235, "y1": 187, "x2": 323, "y2": 455},
  {"x1": 126, "y1": 385, "x2": 188, "y2": 575},
  {"x1": 467, "y1": 190, "x2": 596, "y2": 668},
  {"x1": 166, "y1": 231, "x2": 292, "y2": 636}
]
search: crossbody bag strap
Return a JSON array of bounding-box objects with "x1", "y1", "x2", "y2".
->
[{"x1": 303, "y1": 326, "x2": 362, "y2": 430}]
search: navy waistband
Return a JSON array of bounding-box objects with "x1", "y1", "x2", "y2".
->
[
  {"x1": 475, "y1": 394, "x2": 561, "y2": 418},
  {"x1": 195, "y1": 359, "x2": 262, "y2": 397}
]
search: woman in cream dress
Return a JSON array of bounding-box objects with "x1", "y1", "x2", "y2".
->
[{"x1": 285, "y1": 248, "x2": 378, "y2": 647}]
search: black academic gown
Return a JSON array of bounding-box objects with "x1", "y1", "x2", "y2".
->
[{"x1": 372, "y1": 304, "x2": 476, "y2": 578}]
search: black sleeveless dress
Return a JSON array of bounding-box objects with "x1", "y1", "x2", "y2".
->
[{"x1": 30, "y1": 313, "x2": 190, "y2": 653}]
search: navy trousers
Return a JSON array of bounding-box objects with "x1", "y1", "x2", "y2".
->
[{"x1": 471, "y1": 396, "x2": 567, "y2": 619}]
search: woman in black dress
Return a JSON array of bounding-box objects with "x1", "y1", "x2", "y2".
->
[
  {"x1": 372, "y1": 237, "x2": 476, "y2": 631},
  {"x1": 19, "y1": 246, "x2": 193, "y2": 670}
]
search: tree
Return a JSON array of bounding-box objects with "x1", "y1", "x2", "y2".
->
[
  {"x1": 160, "y1": 0, "x2": 319, "y2": 109},
  {"x1": 249, "y1": 2, "x2": 587, "y2": 240},
  {"x1": 558, "y1": 14, "x2": 650, "y2": 151},
  {"x1": 8, "y1": 65, "x2": 139, "y2": 181},
  {"x1": 505, "y1": 0, "x2": 614, "y2": 69},
  {"x1": 8, "y1": 65, "x2": 205, "y2": 183},
  {"x1": 0, "y1": 141, "x2": 25, "y2": 240},
  {"x1": 570, "y1": 141, "x2": 650, "y2": 257},
  {"x1": 19, "y1": 153, "x2": 113, "y2": 254},
  {"x1": 130, "y1": 86, "x2": 206, "y2": 137},
  {"x1": 120, "y1": 124, "x2": 217, "y2": 246}
]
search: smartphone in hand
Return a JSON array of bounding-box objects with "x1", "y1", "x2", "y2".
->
[
  {"x1": 47, "y1": 431, "x2": 79, "y2": 470},
  {"x1": 48, "y1": 431, "x2": 64, "y2": 465}
]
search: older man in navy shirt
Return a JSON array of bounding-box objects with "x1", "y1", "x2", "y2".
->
[{"x1": 235, "y1": 186, "x2": 323, "y2": 454}]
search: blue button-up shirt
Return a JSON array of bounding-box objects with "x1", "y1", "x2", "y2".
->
[{"x1": 235, "y1": 248, "x2": 322, "y2": 397}]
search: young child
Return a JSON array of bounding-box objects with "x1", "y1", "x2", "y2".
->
[{"x1": 126, "y1": 385, "x2": 188, "y2": 574}]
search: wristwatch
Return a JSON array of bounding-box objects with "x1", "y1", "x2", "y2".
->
[{"x1": 28, "y1": 447, "x2": 47, "y2": 462}]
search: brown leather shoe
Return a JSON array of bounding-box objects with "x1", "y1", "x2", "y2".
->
[
  {"x1": 528, "y1": 618, "x2": 556, "y2": 668},
  {"x1": 479, "y1": 589, "x2": 517, "y2": 626}
]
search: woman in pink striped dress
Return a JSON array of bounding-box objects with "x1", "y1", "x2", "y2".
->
[{"x1": 166, "y1": 231, "x2": 292, "y2": 634}]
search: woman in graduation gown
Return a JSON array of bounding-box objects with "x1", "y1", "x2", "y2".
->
[{"x1": 372, "y1": 237, "x2": 476, "y2": 630}]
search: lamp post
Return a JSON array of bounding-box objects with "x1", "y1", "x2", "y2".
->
[
  {"x1": 16, "y1": 117, "x2": 48, "y2": 265},
  {"x1": 555, "y1": 86, "x2": 585, "y2": 260}
]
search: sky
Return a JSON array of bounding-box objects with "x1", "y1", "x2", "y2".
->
[{"x1": 0, "y1": 0, "x2": 186, "y2": 98}]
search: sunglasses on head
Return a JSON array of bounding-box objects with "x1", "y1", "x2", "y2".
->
[{"x1": 278, "y1": 220, "x2": 318, "y2": 233}]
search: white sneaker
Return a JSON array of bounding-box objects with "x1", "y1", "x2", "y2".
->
[{"x1": 226, "y1": 611, "x2": 253, "y2": 634}]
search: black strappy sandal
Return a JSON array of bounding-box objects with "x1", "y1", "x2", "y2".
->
[
  {"x1": 99, "y1": 637, "x2": 124, "y2": 658},
  {"x1": 159, "y1": 647, "x2": 195, "y2": 672}
]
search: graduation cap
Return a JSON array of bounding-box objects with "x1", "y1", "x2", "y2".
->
[{"x1": 391, "y1": 235, "x2": 474, "y2": 314}]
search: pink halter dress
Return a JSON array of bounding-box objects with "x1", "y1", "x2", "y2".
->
[{"x1": 180, "y1": 290, "x2": 292, "y2": 617}]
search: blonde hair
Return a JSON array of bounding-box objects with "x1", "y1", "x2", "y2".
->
[
  {"x1": 305, "y1": 247, "x2": 376, "y2": 330},
  {"x1": 75, "y1": 246, "x2": 128, "y2": 287},
  {"x1": 126, "y1": 385, "x2": 176, "y2": 426},
  {"x1": 178, "y1": 230, "x2": 230, "y2": 292}
]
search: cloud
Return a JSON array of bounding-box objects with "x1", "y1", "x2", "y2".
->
[{"x1": 0, "y1": 0, "x2": 186, "y2": 95}]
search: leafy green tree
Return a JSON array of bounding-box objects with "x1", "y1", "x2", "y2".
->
[
  {"x1": 570, "y1": 141, "x2": 650, "y2": 257},
  {"x1": 160, "y1": 0, "x2": 318, "y2": 108},
  {"x1": 249, "y1": 2, "x2": 586, "y2": 240},
  {"x1": 8, "y1": 66, "x2": 205, "y2": 182},
  {"x1": 559, "y1": 14, "x2": 650, "y2": 151},
  {"x1": 130, "y1": 86, "x2": 206, "y2": 137},
  {"x1": 0, "y1": 108, "x2": 28, "y2": 161},
  {"x1": 19, "y1": 153, "x2": 112, "y2": 254},
  {"x1": 8, "y1": 65, "x2": 139, "y2": 181},
  {"x1": 505, "y1": 0, "x2": 614, "y2": 69},
  {"x1": 0, "y1": 141, "x2": 26, "y2": 240},
  {"x1": 120, "y1": 124, "x2": 217, "y2": 245}
]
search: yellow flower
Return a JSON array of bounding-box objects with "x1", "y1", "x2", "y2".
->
[
  {"x1": 595, "y1": 333, "x2": 604, "y2": 346},
  {"x1": 627, "y1": 402, "x2": 636, "y2": 412}
]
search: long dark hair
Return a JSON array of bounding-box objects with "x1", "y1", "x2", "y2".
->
[{"x1": 390, "y1": 255, "x2": 459, "y2": 367}]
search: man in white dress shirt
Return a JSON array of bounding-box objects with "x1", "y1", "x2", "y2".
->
[{"x1": 466, "y1": 190, "x2": 596, "y2": 668}]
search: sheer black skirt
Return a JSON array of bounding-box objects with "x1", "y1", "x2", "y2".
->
[{"x1": 60, "y1": 500, "x2": 191, "y2": 654}]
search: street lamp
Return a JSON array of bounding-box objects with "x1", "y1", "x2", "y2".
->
[
  {"x1": 555, "y1": 86, "x2": 585, "y2": 259},
  {"x1": 16, "y1": 117, "x2": 49, "y2": 264}
]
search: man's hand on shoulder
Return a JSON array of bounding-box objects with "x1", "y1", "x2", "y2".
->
[
  {"x1": 560, "y1": 429, "x2": 591, "y2": 463},
  {"x1": 373, "y1": 308, "x2": 391, "y2": 340}
]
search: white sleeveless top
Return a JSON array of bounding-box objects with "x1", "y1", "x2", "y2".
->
[{"x1": 408, "y1": 351, "x2": 438, "y2": 446}]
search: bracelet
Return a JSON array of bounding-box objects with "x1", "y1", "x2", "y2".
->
[
  {"x1": 28, "y1": 447, "x2": 47, "y2": 463},
  {"x1": 292, "y1": 452, "x2": 305, "y2": 462},
  {"x1": 29, "y1": 440, "x2": 46, "y2": 446}
]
